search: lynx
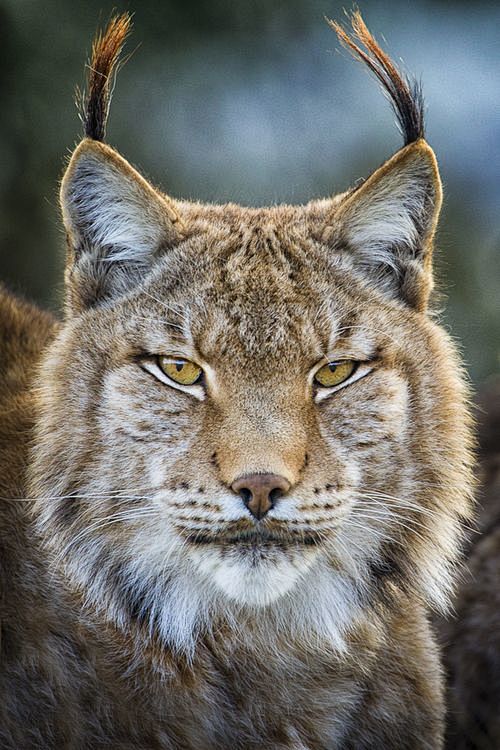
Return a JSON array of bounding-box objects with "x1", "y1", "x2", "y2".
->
[{"x1": 0, "y1": 12, "x2": 474, "y2": 749}]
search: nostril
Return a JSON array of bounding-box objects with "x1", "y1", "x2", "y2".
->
[
  {"x1": 269, "y1": 487, "x2": 285, "y2": 505},
  {"x1": 238, "y1": 487, "x2": 252, "y2": 505}
]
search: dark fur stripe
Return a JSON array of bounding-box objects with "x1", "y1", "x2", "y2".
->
[
  {"x1": 79, "y1": 14, "x2": 132, "y2": 142},
  {"x1": 328, "y1": 11, "x2": 424, "y2": 145}
]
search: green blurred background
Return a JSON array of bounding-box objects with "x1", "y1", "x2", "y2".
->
[{"x1": 0, "y1": 0, "x2": 498, "y2": 382}]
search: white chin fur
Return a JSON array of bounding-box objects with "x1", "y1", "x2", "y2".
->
[{"x1": 191, "y1": 546, "x2": 317, "y2": 607}]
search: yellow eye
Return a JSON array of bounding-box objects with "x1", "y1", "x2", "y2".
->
[
  {"x1": 159, "y1": 357, "x2": 203, "y2": 386},
  {"x1": 314, "y1": 360, "x2": 356, "y2": 388}
]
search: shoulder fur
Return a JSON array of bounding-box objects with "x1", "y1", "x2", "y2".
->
[{"x1": 0, "y1": 285, "x2": 58, "y2": 402}]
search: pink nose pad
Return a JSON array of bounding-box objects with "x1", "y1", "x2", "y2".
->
[{"x1": 231, "y1": 473, "x2": 291, "y2": 520}]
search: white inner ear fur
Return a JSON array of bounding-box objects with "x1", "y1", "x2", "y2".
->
[
  {"x1": 61, "y1": 141, "x2": 181, "y2": 264},
  {"x1": 335, "y1": 142, "x2": 441, "y2": 271}
]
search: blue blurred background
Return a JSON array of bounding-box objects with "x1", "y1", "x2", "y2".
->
[{"x1": 0, "y1": 0, "x2": 498, "y2": 382}]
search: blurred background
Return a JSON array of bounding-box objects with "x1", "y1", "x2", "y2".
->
[{"x1": 0, "y1": 0, "x2": 498, "y2": 383}]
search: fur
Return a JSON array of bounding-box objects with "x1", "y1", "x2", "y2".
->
[{"x1": 441, "y1": 378, "x2": 500, "y2": 749}]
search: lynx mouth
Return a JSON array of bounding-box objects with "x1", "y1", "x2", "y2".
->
[{"x1": 181, "y1": 525, "x2": 323, "y2": 549}]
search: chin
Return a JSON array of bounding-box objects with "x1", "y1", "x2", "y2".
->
[{"x1": 190, "y1": 544, "x2": 319, "y2": 607}]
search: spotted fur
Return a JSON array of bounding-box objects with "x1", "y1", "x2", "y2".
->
[{"x1": 0, "y1": 12, "x2": 474, "y2": 749}]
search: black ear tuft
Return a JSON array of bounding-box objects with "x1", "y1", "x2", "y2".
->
[
  {"x1": 328, "y1": 11, "x2": 424, "y2": 146},
  {"x1": 77, "y1": 13, "x2": 133, "y2": 142}
]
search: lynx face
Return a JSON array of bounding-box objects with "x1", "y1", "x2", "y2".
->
[
  {"x1": 45, "y1": 212, "x2": 402, "y2": 608},
  {"x1": 29, "y1": 15, "x2": 473, "y2": 657}
]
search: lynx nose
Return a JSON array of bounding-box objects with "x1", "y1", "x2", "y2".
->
[{"x1": 231, "y1": 473, "x2": 291, "y2": 521}]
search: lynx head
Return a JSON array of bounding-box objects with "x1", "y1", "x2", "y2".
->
[{"x1": 30, "y1": 13, "x2": 474, "y2": 656}]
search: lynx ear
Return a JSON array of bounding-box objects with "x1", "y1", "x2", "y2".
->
[
  {"x1": 326, "y1": 140, "x2": 442, "y2": 310},
  {"x1": 60, "y1": 140, "x2": 184, "y2": 311},
  {"x1": 325, "y1": 12, "x2": 442, "y2": 310},
  {"x1": 60, "y1": 14, "x2": 184, "y2": 312}
]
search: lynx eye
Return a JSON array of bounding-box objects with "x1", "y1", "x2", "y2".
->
[
  {"x1": 158, "y1": 357, "x2": 203, "y2": 386},
  {"x1": 314, "y1": 360, "x2": 357, "y2": 388}
]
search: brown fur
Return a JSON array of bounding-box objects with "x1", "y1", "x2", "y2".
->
[
  {"x1": 0, "y1": 13, "x2": 475, "y2": 749},
  {"x1": 0, "y1": 286, "x2": 57, "y2": 500},
  {"x1": 442, "y1": 378, "x2": 500, "y2": 749}
]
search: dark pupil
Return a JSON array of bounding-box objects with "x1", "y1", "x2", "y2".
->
[
  {"x1": 175, "y1": 362, "x2": 185, "y2": 372},
  {"x1": 328, "y1": 364, "x2": 338, "y2": 372}
]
